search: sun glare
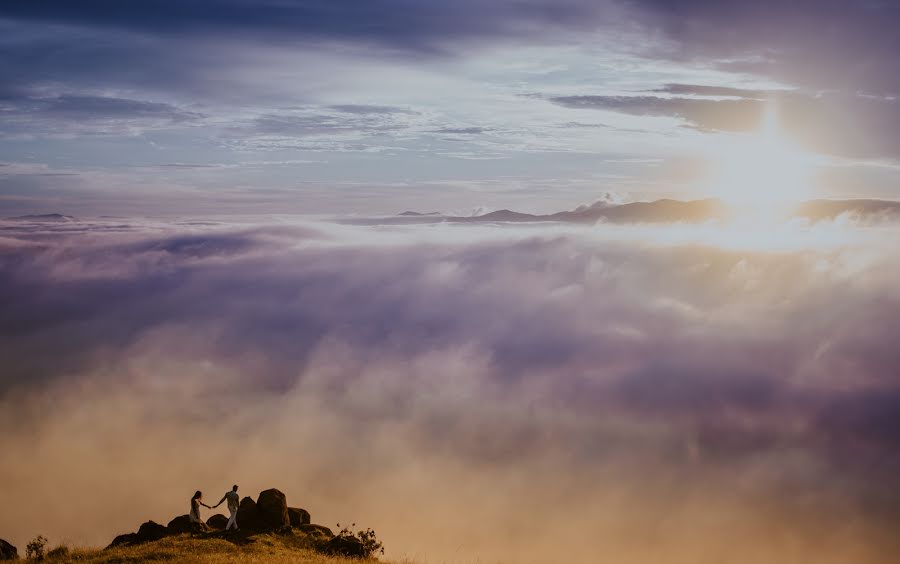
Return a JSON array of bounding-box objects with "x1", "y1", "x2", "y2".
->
[{"x1": 704, "y1": 101, "x2": 817, "y2": 212}]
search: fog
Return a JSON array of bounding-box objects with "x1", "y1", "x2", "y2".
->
[{"x1": 1, "y1": 216, "x2": 899, "y2": 563}]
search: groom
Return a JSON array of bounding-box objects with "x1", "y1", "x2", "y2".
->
[{"x1": 213, "y1": 484, "x2": 241, "y2": 531}]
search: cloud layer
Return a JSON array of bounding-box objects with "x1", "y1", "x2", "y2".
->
[{"x1": 2, "y1": 217, "x2": 900, "y2": 562}]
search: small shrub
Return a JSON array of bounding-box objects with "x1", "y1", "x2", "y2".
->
[
  {"x1": 26, "y1": 535, "x2": 47, "y2": 561},
  {"x1": 336, "y1": 522, "x2": 385, "y2": 558}
]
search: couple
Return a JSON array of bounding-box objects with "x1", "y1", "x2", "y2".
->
[{"x1": 190, "y1": 485, "x2": 240, "y2": 533}]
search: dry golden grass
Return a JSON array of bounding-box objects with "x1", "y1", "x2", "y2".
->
[{"x1": 41, "y1": 532, "x2": 407, "y2": 564}]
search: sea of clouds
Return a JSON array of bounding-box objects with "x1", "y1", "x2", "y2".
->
[{"x1": 1, "y1": 216, "x2": 899, "y2": 563}]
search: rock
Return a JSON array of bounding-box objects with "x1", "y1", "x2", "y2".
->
[
  {"x1": 107, "y1": 534, "x2": 134, "y2": 548},
  {"x1": 287, "y1": 507, "x2": 311, "y2": 527},
  {"x1": 136, "y1": 521, "x2": 169, "y2": 542},
  {"x1": 236, "y1": 496, "x2": 263, "y2": 532},
  {"x1": 107, "y1": 520, "x2": 170, "y2": 549},
  {"x1": 206, "y1": 514, "x2": 229, "y2": 530},
  {"x1": 166, "y1": 514, "x2": 195, "y2": 534},
  {"x1": 107, "y1": 533, "x2": 137, "y2": 549},
  {"x1": 296, "y1": 524, "x2": 333, "y2": 538},
  {"x1": 325, "y1": 535, "x2": 366, "y2": 558},
  {"x1": 0, "y1": 538, "x2": 17, "y2": 560},
  {"x1": 256, "y1": 489, "x2": 290, "y2": 530}
]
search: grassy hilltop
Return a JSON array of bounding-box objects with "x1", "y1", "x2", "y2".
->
[
  {"x1": 2, "y1": 488, "x2": 401, "y2": 563},
  {"x1": 27, "y1": 532, "x2": 405, "y2": 564}
]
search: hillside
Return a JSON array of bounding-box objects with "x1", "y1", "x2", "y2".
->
[
  {"x1": 18, "y1": 533, "x2": 404, "y2": 563},
  {"x1": 0, "y1": 488, "x2": 397, "y2": 563}
]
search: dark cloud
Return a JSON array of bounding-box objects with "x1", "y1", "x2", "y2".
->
[
  {"x1": 0, "y1": 94, "x2": 201, "y2": 137},
  {"x1": 3, "y1": 1, "x2": 899, "y2": 96},
  {"x1": 551, "y1": 91, "x2": 900, "y2": 160},
  {"x1": 0, "y1": 0, "x2": 615, "y2": 53},
  {"x1": 653, "y1": 84, "x2": 771, "y2": 99},
  {"x1": 629, "y1": 0, "x2": 900, "y2": 95},
  {"x1": 250, "y1": 112, "x2": 406, "y2": 137},
  {"x1": 36, "y1": 95, "x2": 199, "y2": 120},
  {"x1": 329, "y1": 104, "x2": 418, "y2": 115},
  {"x1": 551, "y1": 94, "x2": 762, "y2": 132},
  {"x1": 432, "y1": 126, "x2": 492, "y2": 135}
]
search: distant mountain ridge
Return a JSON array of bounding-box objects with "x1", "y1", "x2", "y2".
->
[
  {"x1": 398, "y1": 210, "x2": 442, "y2": 216},
  {"x1": 388, "y1": 198, "x2": 900, "y2": 226},
  {"x1": 5, "y1": 213, "x2": 76, "y2": 222}
]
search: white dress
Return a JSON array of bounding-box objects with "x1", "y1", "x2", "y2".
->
[{"x1": 189, "y1": 498, "x2": 202, "y2": 523}]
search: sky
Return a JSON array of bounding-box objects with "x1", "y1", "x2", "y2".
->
[
  {"x1": 2, "y1": 0, "x2": 900, "y2": 215},
  {"x1": 3, "y1": 3, "x2": 900, "y2": 564}
]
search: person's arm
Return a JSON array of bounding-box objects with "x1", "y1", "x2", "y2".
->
[{"x1": 213, "y1": 494, "x2": 227, "y2": 508}]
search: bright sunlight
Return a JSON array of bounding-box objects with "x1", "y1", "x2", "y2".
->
[{"x1": 704, "y1": 100, "x2": 818, "y2": 210}]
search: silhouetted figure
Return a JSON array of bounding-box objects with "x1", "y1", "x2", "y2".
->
[
  {"x1": 189, "y1": 491, "x2": 211, "y2": 536},
  {"x1": 214, "y1": 484, "x2": 240, "y2": 531}
]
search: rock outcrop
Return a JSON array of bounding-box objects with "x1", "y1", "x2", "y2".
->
[
  {"x1": 166, "y1": 515, "x2": 199, "y2": 535},
  {"x1": 206, "y1": 514, "x2": 229, "y2": 530},
  {"x1": 137, "y1": 521, "x2": 169, "y2": 542},
  {"x1": 287, "y1": 507, "x2": 311, "y2": 527},
  {"x1": 256, "y1": 489, "x2": 290, "y2": 531},
  {"x1": 0, "y1": 538, "x2": 17, "y2": 560},
  {"x1": 108, "y1": 520, "x2": 168, "y2": 548},
  {"x1": 102, "y1": 488, "x2": 362, "y2": 557},
  {"x1": 236, "y1": 496, "x2": 263, "y2": 532}
]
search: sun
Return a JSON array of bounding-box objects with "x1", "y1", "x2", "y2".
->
[{"x1": 703, "y1": 100, "x2": 816, "y2": 210}]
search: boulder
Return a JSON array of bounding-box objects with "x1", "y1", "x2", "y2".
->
[
  {"x1": 287, "y1": 507, "x2": 311, "y2": 527},
  {"x1": 107, "y1": 519, "x2": 170, "y2": 549},
  {"x1": 136, "y1": 521, "x2": 169, "y2": 543},
  {"x1": 236, "y1": 496, "x2": 263, "y2": 532},
  {"x1": 325, "y1": 535, "x2": 366, "y2": 558},
  {"x1": 166, "y1": 514, "x2": 195, "y2": 534},
  {"x1": 107, "y1": 533, "x2": 137, "y2": 549},
  {"x1": 206, "y1": 514, "x2": 229, "y2": 530},
  {"x1": 256, "y1": 489, "x2": 289, "y2": 530},
  {"x1": 295, "y1": 523, "x2": 333, "y2": 538},
  {"x1": 0, "y1": 538, "x2": 17, "y2": 560}
]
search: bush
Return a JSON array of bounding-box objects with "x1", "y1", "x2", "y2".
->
[
  {"x1": 335, "y1": 522, "x2": 385, "y2": 558},
  {"x1": 26, "y1": 535, "x2": 47, "y2": 561}
]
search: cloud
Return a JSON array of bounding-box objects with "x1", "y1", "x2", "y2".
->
[
  {"x1": 624, "y1": 1, "x2": 900, "y2": 95},
  {"x1": 0, "y1": 1, "x2": 619, "y2": 53},
  {"x1": 5, "y1": 0, "x2": 900, "y2": 97},
  {"x1": 0, "y1": 94, "x2": 201, "y2": 137},
  {"x1": 550, "y1": 94, "x2": 762, "y2": 132},
  {"x1": 38, "y1": 95, "x2": 197, "y2": 120},
  {"x1": 550, "y1": 90, "x2": 900, "y2": 160},
  {"x1": 2, "y1": 218, "x2": 900, "y2": 561},
  {"x1": 431, "y1": 126, "x2": 491, "y2": 135},
  {"x1": 329, "y1": 104, "x2": 419, "y2": 115},
  {"x1": 652, "y1": 84, "x2": 770, "y2": 99}
]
